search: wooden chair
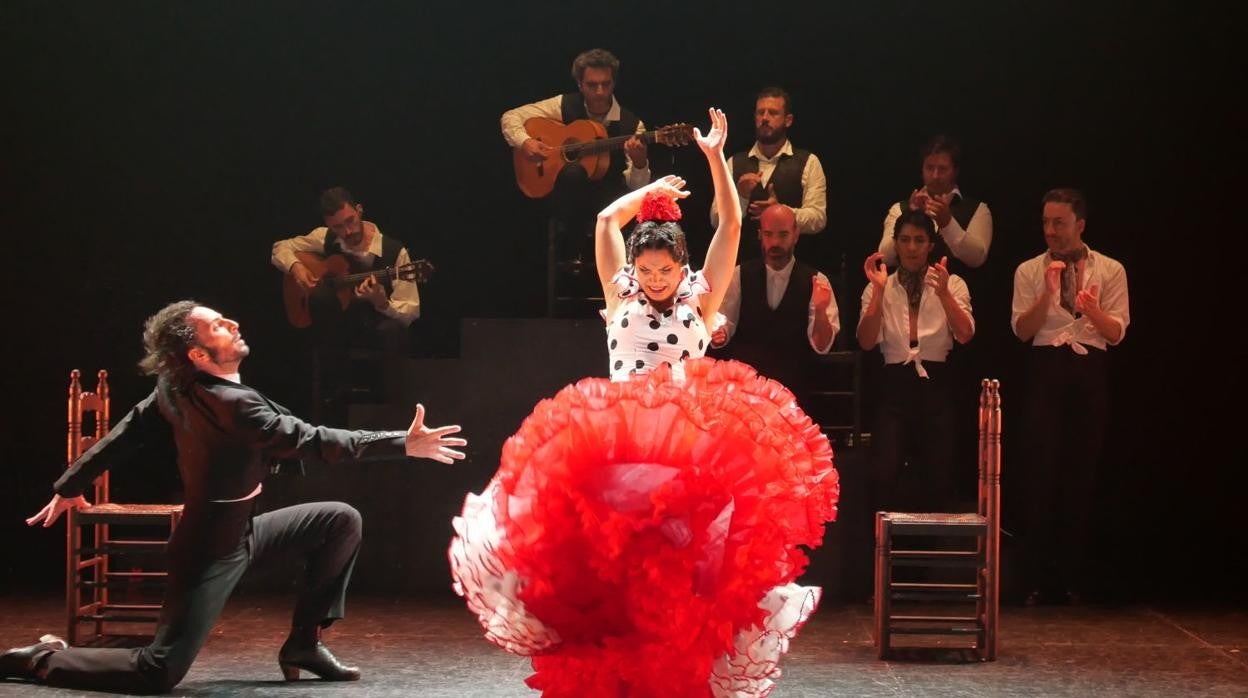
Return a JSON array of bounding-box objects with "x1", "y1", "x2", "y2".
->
[
  {"x1": 874, "y1": 378, "x2": 1001, "y2": 661},
  {"x1": 65, "y1": 369, "x2": 183, "y2": 646},
  {"x1": 809, "y1": 350, "x2": 865, "y2": 449}
]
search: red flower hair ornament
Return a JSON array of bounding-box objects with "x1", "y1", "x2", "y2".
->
[{"x1": 636, "y1": 191, "x2": 683, "y2": 223}]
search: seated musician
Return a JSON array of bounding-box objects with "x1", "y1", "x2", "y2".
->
[
  {"x1": 271, "y1": 186, "x2": 420, "y2": 421},
  {"x1": 500, "y1": 49, "x2": 653, "y2": 295}
]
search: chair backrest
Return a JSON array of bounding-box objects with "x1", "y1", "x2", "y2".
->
[
  {"x1": 811, "y1": 350, "x2": 864, "y2": 449},
  {"x1": 68, "y1": 369, "x2": 111, "y2": 503}
]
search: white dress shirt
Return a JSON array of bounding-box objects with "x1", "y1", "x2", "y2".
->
[
  {"x1": 859, "y1": 272, "x2": 974, "y2": 377},
  {"x1": 500, "y1": 94, "x2": 651, "y2": 191},
  {"x1": 271, "y1": 224, "x2": 421, "y2": 326},
  {"x1": 1011, "y1": 247, "x2": 1129, "y2": 353},
  {"x1": 879, "y1": 187, "x2": 993, "y2": 268},
  {"x1": 717, "y1": 257, "x2": 839, "y2": 353},
  {"x1": 710, "y1": 140, "x2": 827, "y2": 235}
]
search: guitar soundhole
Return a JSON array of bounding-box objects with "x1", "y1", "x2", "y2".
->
[{"x1": 562, "y1": 138, "x2": 581, "y2": 163}]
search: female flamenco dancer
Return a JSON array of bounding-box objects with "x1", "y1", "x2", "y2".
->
[{"x1": 450, "y1": 108, "x2": 839, "y2": 697}]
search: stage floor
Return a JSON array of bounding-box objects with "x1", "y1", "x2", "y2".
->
[{"x1": 1, "y1": 593, "x2": 1245, "y2": 697}]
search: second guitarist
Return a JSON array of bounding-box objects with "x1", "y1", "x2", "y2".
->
[{"x1": 271, "y1": 186, "x2": 421, "y2": 422}]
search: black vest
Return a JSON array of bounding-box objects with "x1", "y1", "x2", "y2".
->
[
  {"x1": 732, "y1": 147, "x2": 811, "y2": 258},
  {"x1": 560, "y1": 93, "x2": 641, "y2": 188},
  {"x1": 324, "y1": 230, "x2": 404, "y2": 295},
  {"x1": 724, "y1": 257, "x2": 818, "y2": 391}
]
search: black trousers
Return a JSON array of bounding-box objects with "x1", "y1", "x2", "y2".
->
[
  {"x1": 869, "y1": 360, "x2": 958, "y2": 514},
  {"x1": 1016, "y1": 345, "x2": 1109, "y2": 594},
  {"x1": 42, "y1": 501, "x2": 362, "y2": 694}
]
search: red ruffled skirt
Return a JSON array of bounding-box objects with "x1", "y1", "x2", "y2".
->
[{"x1": 449, "y1": 358, "x2": 839, "y2": 697}]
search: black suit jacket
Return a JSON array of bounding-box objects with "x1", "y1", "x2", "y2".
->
[{"x1": 54, "y1": 372, "x2": 408, "y2": 565}]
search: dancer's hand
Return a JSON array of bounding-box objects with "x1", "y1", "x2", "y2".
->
[
  {"x1": 646, "y1": 175, "x2": 690, "y2": 202},
  {"x1": 26, "y1": 494, "x2": 88, "y2": 528},
  {"x1": 405, "y1": 404, "x2": 467, "y2": 464},
  {"x1": 693, "y1": 108, "x2": 728, "y2": 155}
]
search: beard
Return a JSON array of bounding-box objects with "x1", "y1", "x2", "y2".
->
[
  {"x1": 205, "y1": 340, "x2": 249, "y2": 365},
  {"x1": 764, "y1": 246, "x2": 793, "y2": 268},
  {"x1": 755, "y1": 126, "x2": 785, "y2": 145}
]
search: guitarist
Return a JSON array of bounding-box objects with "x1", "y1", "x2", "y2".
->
[
  {"x1": 500, "y1": 49, "x2": 652, "y2": 298},
  {"x1": 271, "y1": 187, "x2": 420, "y2": 420}
]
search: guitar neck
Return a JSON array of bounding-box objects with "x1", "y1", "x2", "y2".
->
[
  {"x1": 569, "y1": 129, "x2": 664, "y2": 155},
  {"x1": 335, "y1": 266, "x2": 399, "y2": 287}
]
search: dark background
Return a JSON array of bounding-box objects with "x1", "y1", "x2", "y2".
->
[{"x1": 1, "y1": 2, "x2": 1243, "y2": 603}]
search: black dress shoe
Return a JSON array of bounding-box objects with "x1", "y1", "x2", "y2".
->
[
  {"x1": 278, "y1": 638, "x2": 360, "y2": 682},
  {"x1": 1, "y1": 634, "x2": 66, "y2": 681}
]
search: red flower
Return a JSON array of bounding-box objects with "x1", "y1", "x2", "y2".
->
[{"x1": 637, "y1": 191, "x2": 683, "y2": 223}]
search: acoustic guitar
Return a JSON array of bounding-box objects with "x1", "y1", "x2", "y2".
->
[
  {"x1": 283, "y1": 251, "x2": 434, "y2": 328},
  {"x1": 513, "y1": 118, "x2": 694, "y2": 198}
]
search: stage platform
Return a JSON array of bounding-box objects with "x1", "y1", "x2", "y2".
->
[{"x1": 1, "y1": 593, "x2": 1245, "y2": 697}]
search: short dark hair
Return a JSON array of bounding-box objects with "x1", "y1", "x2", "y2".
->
[
  {"x1": 756, "y1": 86, "x2": 792, "y2": 114},
  {"x1": 893, "y1": 209, "x2": 937, "y2": 241},
  {"x1": 627, "y1": 221, "x2": 689, "y2": 266},
  {"x1": 571, "y1": 49, "x2": 620, "y2": 83},
  {"x1": 138, "y1": 300, "x2": 201, "y2": 387},
  {"x1": 318, "y1": 186, "x2": 357, "y2": 218},
  {"x1": 919, "y1": 134, "x2": 961, "y2": 170},
  {"x1": 1042, "y1": 187, "x2": 1087, "y2": 220}
]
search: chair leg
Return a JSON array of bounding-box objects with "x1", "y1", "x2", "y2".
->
[
  {"x1": 546, "y1": 218, "x2": 557, "y2": 318},
  {"x1": 96, "y1": 522, "x2": 108, "y2": 639},
  {"x1": 874, "y1": 512, "x2": 890, "y2": 659},
  {"x1": 66, "y1": 512, "x2": 78, "y2": 646}
]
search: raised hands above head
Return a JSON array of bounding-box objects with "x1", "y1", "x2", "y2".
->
[
  {"x1": 693, "y1": 107, "x2": 728, "y2": 155},
  {"x1": 649, "y1": 174, "x2": 690, "y2": 203}
]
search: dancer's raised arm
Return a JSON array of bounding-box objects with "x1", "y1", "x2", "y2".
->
[
  {"x1": 596, "y1": 175, "x2": 690, "y2": 320},
  {"x1": 696, "y1": 108, "x2": 741, "y2": 320}
]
